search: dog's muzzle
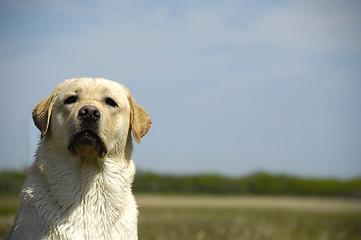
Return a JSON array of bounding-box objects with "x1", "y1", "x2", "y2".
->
[{"x1": 68, "y1": 105, "x2": 108, "y2": 158}]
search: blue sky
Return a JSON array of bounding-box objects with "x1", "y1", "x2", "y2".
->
[{"x1": 1, "y1": 0, "x2": 360, "y2": 178}]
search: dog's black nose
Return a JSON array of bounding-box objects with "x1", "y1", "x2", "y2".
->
[{"x1": 78, "y1": 105, "x2": 100, "y2": 122}]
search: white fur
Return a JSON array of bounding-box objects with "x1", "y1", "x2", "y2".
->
[{"x1": 5, "y1": 78, "x2": 151, "y2": 240}]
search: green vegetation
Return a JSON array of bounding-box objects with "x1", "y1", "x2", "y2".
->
[
  {"x1": 1, "y1": 195, "x2": 361, "y2": 240},
  {"x1": 139, "y1": 203, "x2": 361, "y2": 240},
  {"x1": 1, "y1": 168, "x2": 361, "y2": 239},
  {"x1": 133, "y1": 171, "x2": 361, "y2": 197},
  {"x1": 1, "y1": 170, "x2": 361, "y2": 197},
  {"x1": 0, "y1": 171, "x2": 27, "y2": 196},
  {"x1": 1, "y1": 170, "x2": 360, "y2": 239}
]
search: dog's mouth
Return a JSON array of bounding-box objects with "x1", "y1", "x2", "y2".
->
[{"x1": 68, "y1": 130, "x2": 107, "y2": 158}]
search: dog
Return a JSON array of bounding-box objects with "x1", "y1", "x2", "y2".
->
[{"x1": 5, "y1": 78, "x2": 151, "y2": 240}]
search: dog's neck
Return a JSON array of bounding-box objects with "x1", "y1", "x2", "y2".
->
[{"x1": 24, "y1": 140, "x2": 136, "y2": 227}]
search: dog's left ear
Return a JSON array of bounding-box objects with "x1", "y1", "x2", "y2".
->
[
  {"x1": 128, "y1": 95, "x2": 151, "y2": 144},
  {"x1": 32, "y1": 87, "x2": 58, "y2": 138}
]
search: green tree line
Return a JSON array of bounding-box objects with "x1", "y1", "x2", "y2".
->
[
  {"x1": 1, "y1": 170, "x2": 360, "y2": 197},
  {"x1": 133, "y1": 171, "x2": 361, "y2": 197}
]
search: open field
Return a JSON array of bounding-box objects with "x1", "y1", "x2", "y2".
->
[{"x1": 1, "y1": 195, "x2": 361, "y2": 239}]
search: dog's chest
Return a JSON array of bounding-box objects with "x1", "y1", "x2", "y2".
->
[
  {"x1": 57, "y1": 193, "x2": 121, "y2": 238},
  {"x1": 48, "y1": 170, "x2": 138, "y2": 239}
]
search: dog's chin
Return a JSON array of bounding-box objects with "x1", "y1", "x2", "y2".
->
[{"x1": 68, "y1": 130, "x2": 107, "y2": 158}]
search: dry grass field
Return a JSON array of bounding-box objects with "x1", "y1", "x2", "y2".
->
[{"x1": 1, "y1": 195, "x2": 360, "y2": 239}]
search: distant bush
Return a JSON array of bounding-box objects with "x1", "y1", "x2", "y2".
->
[
  {"x1": 0, "y1": 171, "x2": 27, "y2": 195},
  {"x1": 133, "y1": 171, "x2": 361, "y2": 197},
  {"x1": 0, "y1": 170, "x2": 360, "y2": 197}
]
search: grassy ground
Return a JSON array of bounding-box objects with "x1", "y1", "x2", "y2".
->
[{"x1": 1, "y1": 195, "x2": 361, "y2": 239}]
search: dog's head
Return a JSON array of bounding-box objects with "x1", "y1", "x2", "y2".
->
[{"x1": 32, "y1": 78, "x2": 151, "y2": 160}]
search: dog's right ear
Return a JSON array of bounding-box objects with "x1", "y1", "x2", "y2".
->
[
  {"x1": 32, "y1": 87, "x2": 58, "y2": 138},
  {"x1": 128, "y1": 95, "x2": 151, "y2": 144}
]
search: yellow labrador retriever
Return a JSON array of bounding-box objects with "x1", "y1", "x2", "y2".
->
[{"x1": 5, "y1": 78, "x2": 151, "y2": 240}]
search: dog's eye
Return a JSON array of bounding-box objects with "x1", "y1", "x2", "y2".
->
[
  {"x1": 105, "y1": 97, "x2": 118, "y2": 107},
  {"x1": 64, "y1": 96, "x2": 78, "y2": 104}
]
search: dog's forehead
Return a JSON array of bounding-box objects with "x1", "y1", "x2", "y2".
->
[{"x1": 59, "y1": 78, "x2": 129, "y2": 99}]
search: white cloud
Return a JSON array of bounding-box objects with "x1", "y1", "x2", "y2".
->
[{"x1": 256, "y1": 0, "x2": 361, "y2": 52}]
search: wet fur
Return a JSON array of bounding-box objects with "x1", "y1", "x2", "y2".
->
[{"x1": 5, "y1": 78, "x2": 151, "y2": 240}]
